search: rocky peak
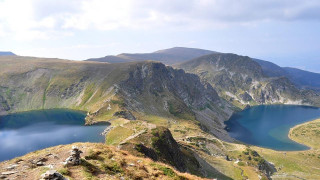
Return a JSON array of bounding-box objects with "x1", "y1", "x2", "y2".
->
[
  {"x1": 120, "y1": 62, "x2": 221, "y2": 109},
  {"x1": 176, "y1": 53, "x2": 320, "y2": 108},
  {"x1": 134, "y1": 127, "x2": 189, "y2": 172}
]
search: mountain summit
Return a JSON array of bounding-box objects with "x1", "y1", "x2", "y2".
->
[{"x1": 86, "y1": 47, "x2": 216, "y2": 64}]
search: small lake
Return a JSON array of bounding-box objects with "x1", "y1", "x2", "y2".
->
[
  {"x1": 0, "y1": 109, "x2": 108, "y2": 162},
  {"x1": 225, "y1": 105, "x2": 320, "y2": 151}
]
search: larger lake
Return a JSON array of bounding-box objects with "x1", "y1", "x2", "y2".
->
[
  {"x1": 225, "y1": 105, "x2": 320, "y2": 151},
  {"x1": 0, "y1": 109, "x2": 108, "y2": 161}
]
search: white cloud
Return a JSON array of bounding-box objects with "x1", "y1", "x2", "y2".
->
[
  {"x1": 0, "y1": 0, "x2": 75, "y2": 40},
  {"x1": 0, "y1": 0, "x2": 320, "y2": 40}
]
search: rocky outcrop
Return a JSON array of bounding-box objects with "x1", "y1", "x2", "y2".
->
[
  {"x1": 0, "y1": 94, "x2": 10, "y2": 114},
  {"x1": 258, "y1": 160, "x2": 277, "y2": 179},
  {"x1": 119, "y1": 127, "x2": 229, "y2": 178},
  {"x1": 239, "y1": 92, "x2": 253, "y2": 102},
  {"x1": 40, "y1": 170, "x2": 66, "y2": 180},
  {"x1": 149, "y1": 127, "x2": 189, "y2": 172},
  {"x1": 132, "y1": 127, "x2": 190, "y2": 172},
  {"x1": 113, "y1": 111, "x2": 136, "y2": 120},
  {"x1": 176, "y1": 53, "x2": 320, "y2": 108}
]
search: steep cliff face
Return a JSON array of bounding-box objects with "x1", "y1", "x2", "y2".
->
[
  {"x1": 132, "y1": 127, "x2": 192, "y2": 172},
  {"x1": 176, "y1": 53, "x2": 320, "y2": 108},
  {"x1": 117, "y1": 62, "x2": 233, "y2": 139},
  {"x1": 119, "y1": 62, "x2": 226, "y2": 113},
  {"x1": 0, "y1": 56, "x2": 232, "y2": 138}
]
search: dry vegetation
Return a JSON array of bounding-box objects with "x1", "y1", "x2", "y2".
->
[{"x1": 0, "y1": 143, "x2": 207, "y2": 180}]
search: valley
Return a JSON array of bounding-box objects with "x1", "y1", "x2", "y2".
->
[{"x1": 1, "y1": 48, "x2": 320, "y2": 180}]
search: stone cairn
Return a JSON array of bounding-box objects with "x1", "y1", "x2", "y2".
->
[
  {"x1": 64, "y1": 146, "x2": 83, "y2": 166},
  {"x1": 40, "y1": 170, "x2": 66, "y2": 180}
]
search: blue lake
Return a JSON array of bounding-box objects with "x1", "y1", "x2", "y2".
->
[
  {"x1": 225, "y1": 105, "x2": 320, "y2": 151},
  {"x1": 0, "y1": 109, "x2": 108, "y2": 161}
]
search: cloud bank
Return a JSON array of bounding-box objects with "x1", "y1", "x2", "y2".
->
[{"x1": 1, "y1": 0, "x2": 320, "y2": 40}]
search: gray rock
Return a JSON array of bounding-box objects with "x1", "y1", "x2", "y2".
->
[
  {"x1": 40, "y1": 170, "x2": 67, "y2": 180},
  {"x1": 64, "y1": 146, "x2": 82, "y2": 166},
  {"x1": 1, "y1": 171, "x2": 17, "y2": 175},
  {"x1": 37, "y1": 161, "x2": 45, "y2": 166},
  {"x1": 239, "y1": 92, "x2": 253, "y2": 102},
  {"x1": 6, "y1": 164, "x2": 18, "y2": 170}
]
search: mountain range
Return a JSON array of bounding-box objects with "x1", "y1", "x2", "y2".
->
[
  {"x1": 1, "y1": 47, "x2": 320, "y2": 179},
  {"x1": 87, "y1": 47, "x2": 320, "y2": 109},
  {"x1": 86, "y1": 47, "x2": 216, "y2": 65},
  {"x1": 254, "y1": 59, "x2": 320, "y2": 91},
  {"x1": 88, "y1": 47, "x2": 320, "y2": 92}
]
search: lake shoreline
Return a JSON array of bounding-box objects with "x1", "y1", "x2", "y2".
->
[
  {"x1": 225, "y1": 105, "x2": 320, "y2": 151},
  {"x1": 0, "y1": 109, "x2": 109, "y2": 161},
  {"x1": 288, "y1": 118, "x2": 320, "y2": 151}
]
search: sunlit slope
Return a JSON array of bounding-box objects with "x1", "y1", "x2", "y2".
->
[{"x1": 0, "y1": 56, "x2": 232, "y2": 139}]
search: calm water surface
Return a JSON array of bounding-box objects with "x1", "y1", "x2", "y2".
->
[
  {"x1": 0, "y1": 109, "x2": 108, "y2": 161},
  {"x1": 225, "y1": 105, "x2": 320, "y2": 151}
]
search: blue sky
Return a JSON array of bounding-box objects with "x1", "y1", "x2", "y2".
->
[{"x1": 0, "y1": 0, "x2": 319, "y2": 72}]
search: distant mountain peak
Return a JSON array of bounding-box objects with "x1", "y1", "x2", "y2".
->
[
  {"x1": 0, "y1": 51, "x2": 16, "y2": 56},
  {"x1": 153, "y1": 47, "x2": 217, "y2": 54},
  {"x1": 86, "y1": 47, "x2": 216, "y2": 64}
]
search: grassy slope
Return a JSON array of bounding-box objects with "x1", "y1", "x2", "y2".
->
[
  {"x1": 0, "y1": 56, "x2": 130, "y2": 119},
  {"x1": 0, "y1": 143, "x2": 207, "y2": 180},
  {"x1": 248, "y1": 119, "x2": 320, "y2": 180},
  {"x1": 289, "y1": 119, "x2": 320, "y2": 149}
]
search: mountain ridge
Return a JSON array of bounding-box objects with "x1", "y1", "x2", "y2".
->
[
  {"x1": 87, "y1": 47, "x2": 320, "y2": 91},
  {"x1": 176, "y1": 53, "x2": 320, "y2": 108},
  {"x1": 254, "y1": 58, "x2": 320, "y2": 91},
  {"x1": 86, "y1": 47, "x2": 216, "y2": 65}
]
